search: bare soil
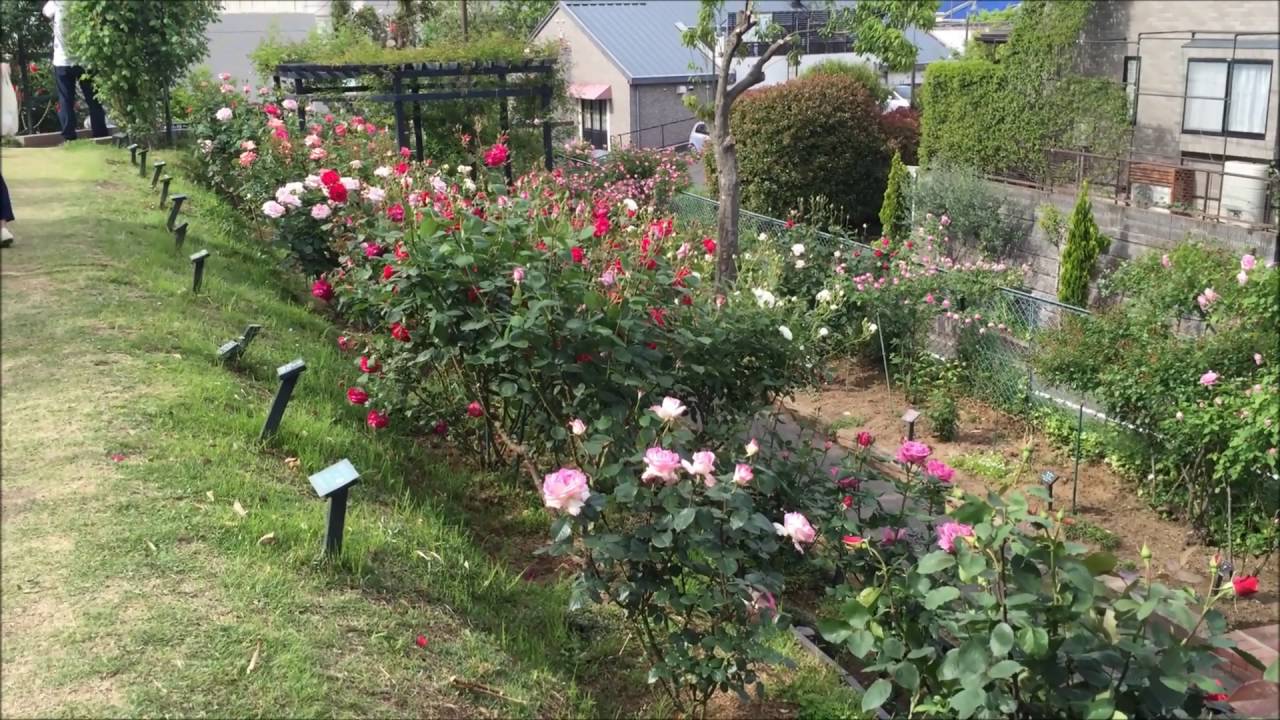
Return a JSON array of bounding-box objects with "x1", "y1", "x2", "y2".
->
[{"x1": 790, "y1": 359, "x2": 1280, "y2": 630}]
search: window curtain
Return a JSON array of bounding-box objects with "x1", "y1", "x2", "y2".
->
[
  {"x1": 1227, "y1": 63, "x2": 1272, "y2": 134},
  {"x1": 1184, "y1": 60, "x2": 1227, "y2": 132}
]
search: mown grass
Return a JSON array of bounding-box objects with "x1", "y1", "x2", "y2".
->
[{"x1": 0, "y1": 142, "x2": 860, "y2": 719}]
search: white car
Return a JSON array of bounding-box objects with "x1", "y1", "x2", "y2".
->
[
  {"x1": 689, "y1": 121, "x2": 710, "y2": 151},
  {"x1": 884, "y1": 84, "x2": 912, "y2": 112}
]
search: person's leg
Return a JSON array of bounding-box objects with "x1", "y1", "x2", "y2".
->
[
  {"x1": 78, "y1": 67, "x2": 109, "y2": 137},
  {"x1": 54, "y1": 66, "x2": 80, "y2": 141},
  {"x1": 0, "y1": 171, "x2": 14, "y2": 246}
]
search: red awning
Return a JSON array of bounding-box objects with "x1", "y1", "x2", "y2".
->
[{"x1": 568, "y1": 83, "x2": 612, "y2": 100}]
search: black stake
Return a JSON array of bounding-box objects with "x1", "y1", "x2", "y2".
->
[
  {"x1": 217, "y1": 340, "x2": 244, "y2": 362},
  {"x1": 260, "y1": 359, "x2": 306, "y2": 440},
  {"x1": 137, "y1": 149, "x2": 148, "y2": 176},
  {"x1": 189, "y1": 249, "x2": 210, "y2": 293},
  {"x1": 308, "y1": 459, "x2": 360, "y2": 556},
  {"x1": 902, "y1": 408, "x2": 920, "y2": 442},
  {"x1": 173, "y1": 222, "x2": 188, "y2": 250},
  {"x1": 1041, "y1": 471, "x2": 1059, "y2": 512},
  {"x1": 128, "y1": 143, "x2": 139, "y2": 164},
  {"x1": 167, "y1": 194, "x2": 187, "y2": 231},
  {"x1": 238, "y1": 324, "x2": 263, "y2": 349},
  {"x1": 151, "y1": 161, "x2": 166, "y2": 188},
  {"x1": 159, "y1": 176, "x2": 172, "y2": 208}
]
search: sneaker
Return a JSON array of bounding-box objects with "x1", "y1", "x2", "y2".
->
[{"x1": 1, "y1": 227, "x2": 14, "y2": 247}]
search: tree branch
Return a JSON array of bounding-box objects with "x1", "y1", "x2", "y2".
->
[{"x1": 726, "y1": 33, "x2": 793, "y2": 103}]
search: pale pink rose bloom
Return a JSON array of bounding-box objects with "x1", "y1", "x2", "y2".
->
[
  {"x1": 374, "y1": 165, "x2": 393, "y2": 178},
  {"x1": 599, "y1": 269, "x2": 616, "y2": 287},
  {"x1": 568, "y1": 418, "x2": 587, "y2": 436},
  {"x1": 240, "y1": 140, "x2": 257, "y2": 151},
  {"x1": 512, "y1": 267, "x2": 525, "y2": 284},
  {"x1": 348, "y1": 160, "x2": 363, "y2": 169},
  {"x1": 895, "y1": 440, "x2": 932, "y2": 466},
  {"x1": 733, "y1": 464, "x2": 753, "y2": 486},
  {"x1": 1237, "y1": 270, "x2": 1249, "y2": 286},
  {"x1": 364, "y1": 187, "x2": 386, "y2": 205},
  {"x1": 676, "y1": 242, "x2": 691, "y2": 259},
  {"x1": 215, "y1": 107, "x2": 233, "y2": 122},
  {"x1": 282, "y1": 98, "x2": 298, "y2": 111},
  {"x1": 542, "y1": 468, "x2": 590, "y2": 515},
  {"x1": 650, "y1": 397, "x2": 686, "y2": 422},
  {"x1": 275, "y1": 188, "x2": 301, "y2": 208},
  {"x1": 217, "y1": 72, "x2": 232, "y2": 82},
  {"x1": 1161, "y1": 254, "x2": 1171, "y2": 268},
  {"x1": 261, "y1": 200, "x2": 286, "y2": 219},
  {"x1": 936, "y1": 521, "x2": 974, "y2": 553},
  {"x1": 310, "y1": 203, "x2": 332, "y2": 220},
  {"x1": 1255, "y1": 353, "x2": 1264, "y2": 365},
  {"x1": 304, "y1": 174, "x2": 322, "y2": 189},
  {"x1": 745, "y1": 438, "x2": 759, "y2": 457},
  {"x1": 239, "y1": 150, "x2": 257, "y2": 168},
  {"x1": 304, "y1": 134, "x2": 323, "y2": 148},
  {"x1": 219, "y1": 83, "x2": 235, "y2": 93},
  {"x1": 340, "y1": 176, "x2": 361, "y2": 191},
  {"x1": 773, "y1": 512, "x2": 817, "y2": 553},
  {"x1": 1241, "y1": 254, "x2": 1256, "y2": 271},
  {"x1": 257, "y1": 86, "x2": 271, "y2": 95},
  {"x1": 309, "y1": 147, "x2": 328, "y2": 161},
  {"x1": 681, "y1": 451, "x2": 716, "y2": 485},
  {"x1": 641, "y1": 447, "x2": 683, "y2": 484},
  {"x1": 1200, "y1": 371, "x2": 1219, "y2": 387},
  {"x1": 881, "y1": 527, "x2": 908, "y2": 545}
]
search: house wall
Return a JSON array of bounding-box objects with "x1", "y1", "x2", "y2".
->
[
  {"x1": 532, "y1": 5, "x2": 632, "y2": 149},
  {"x1": 979, "y1": 181, "x2": 1277, "y2": 299},
  {"x1": 1082, "y1": 1, "x2": 1280, "y2": 164},
  {"x1": 630, "y1": 83, "x2": 713, "y2": 149}
]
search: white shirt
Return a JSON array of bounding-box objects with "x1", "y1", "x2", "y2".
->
[{"x1": 43, "y1": 1, "x2": 75, "y2": 67}]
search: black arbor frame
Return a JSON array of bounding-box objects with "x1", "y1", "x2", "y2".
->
[{"x1": 273, "y1": 59, "x2": 557, "y2": 175}]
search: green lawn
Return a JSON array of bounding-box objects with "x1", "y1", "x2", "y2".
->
[{"x1": 0, "y1": 142, "x2": 859, "y2": 719}]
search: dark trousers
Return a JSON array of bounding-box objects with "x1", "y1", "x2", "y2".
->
[
  {"x1": 54, "y1": 65, "x2": 108, "y2": 141},
  {"x1": 0, "y1": 173, "x2": 13, "y2": 223}
]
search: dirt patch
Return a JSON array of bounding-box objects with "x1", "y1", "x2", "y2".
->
[{"x1": 791, "y1": 359, "x2": 1280, "y2": 630}]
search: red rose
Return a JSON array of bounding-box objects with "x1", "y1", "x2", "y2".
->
[
  {"x1": 842, "y1": 535, "x2": 865, "y2": 548},
  {"x1": 311, "y1": 278, "x2": 334, "y2": 301},
  {"x1": 390, "y1": 322, "x2": 411, "y2": 342},
  {"x1": 483, "y1": 143, "x2": 509, "y2": 168},
  {"x1": 328, "y1": 183, "x2": 348, "y2": 203},
  {"x1": 1232, "y1": 575, "x2": 1259, "y2": 596},
  {"x1": 359, "y1": 356, "x2": 381, "y2": 373},
  {"x1": 319, "y1": 169, "x2": 340, "y2": 186},
  {"x1": 702, "y1": 237, "x2": 716, "y2": 254},
  {"x1": 366, "y1": 409, "x2": 389, "y2": 429},
  {"x1": 433, "y1": 420, "x2": 449, "y2": 437},
  {"x1": 648, "y1": 307, "x2": 666, "y2": 327},
  {"x1": 395, "y1": 162, "x2": 409, "y2": 175},
  {"x1": 571, "y1": 246, "x2": 585, "y2": 264},
  {"x1": 1205, "y1": 693, "x2": 1228, "y2": 702},
  {"x1": 415, "y1": 634, "x2": 428, "y2": 648},
  {"x1": 856, "y1": 431, "x2": 874, "y2": 448},
  {"x1": 263, "y1": 103, "x2": 280, "y2": 117},
  {"x1": 841, "y1": 495, "x2": 853, "y2": 509},
  {"x1": 386, "y1": 203, "x2": 405, "y2": 222},
  {"x1": 364, "y1": 242, "x2": 385, "y2": 258},
  {"x1": 347, "y1": 387, "x2": 369, "y2": 405},
  {"x1": 466, "y1": 401, "x2": 484, "y2": 418},
  {"x1": 382, "y1": 265, "x2": 395, "y2": 281},
  {"x1": 28, "y1": 62, "x2": 38, "y2": 73},
  {"x1": 593, "y1": 214, "x2": 611, "y2": 238},
  {"x1": 646, "y1": 342, "x2": 658, "y2": 350},
  {"x1": 784, "y1": 218, "x2": 795, "y2": 229},
  {"x1": 337, "y1": 335, "x2": 353, "y2": 351},
  {"x1": 576, "y1": 353, "x2": 592, "y2": 363}
]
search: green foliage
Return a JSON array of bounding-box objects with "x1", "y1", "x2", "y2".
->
[
  {"x1": 1063, "y1": 518, "x2": 1121, "y2": 551},
  {"x1": 732, "y1": 74, "x2": 889, "y2": 228},
  {"x1": 773, "y1": 660, "x2": 867, "y2": 720},
  {"x1": 65, "y1": 0, "x2": 220, "y2": 138},
  {"x1": 0, "y1": 0, "x2": 57, "y2": 134},
  {"x1": 821, "y1": 479, "x2": 1239, "y2": 718},
  {"x1": 918, "y1": 0, "x2": 1131, "y2": 177},
  {"x1": 1037, "y1": 203, "x2": 1067, "y2": 247},
  {"x1": 928, "y1": 361, "x2": 962, "y2": 441},
  {"x1": 950, "y1": 451, "x2": 1014, "y2": 482},
  {"x1": 1056, "y1": 184, "x2": 1108, "y2": 307},
  {"x1": 879, "y1": 151, "x2": 911, "y2": 242},
  {"x1": 1034, "y1": 241, "x2": 1279, "y2": 549},
  {"x1": 910, "y1": 165, "x2": 1029, "y2": 259},
  {"x1": 802, "y1": 59, "x2": 890, "y2": 103}
]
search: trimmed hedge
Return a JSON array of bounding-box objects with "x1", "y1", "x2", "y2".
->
[
  {"x1": 918, "y1": 60, "x2": 1014, "y2": 174},
  {"x1": 731, "y1": 74, "x2": 889, "y2": 227}
]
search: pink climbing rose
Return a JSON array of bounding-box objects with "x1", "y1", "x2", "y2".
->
[
  {"x1": 936, "y1": 521, "x2": 974, "y2": 553},
  {"x1": 896, "y1": 440, "x2": 932, "y2": 466},
  {"x1": 1241, "y1": 254, "x2": 1257, "y2": 271},
  {"x1": 733, "y1": 464, "x2": 754, "y2": 486},
  {"x1": 773, "y1": 512, "x2": 817, "y2": 553},
  {"x1": 641, "y1": 447, "x2": 683, "y2": 484},
  {"x1": 542, "y1": 468, "x2": 591, "y2": 516}
]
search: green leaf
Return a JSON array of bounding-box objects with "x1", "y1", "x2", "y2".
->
[
  {"x1": 924, "y1": 586, "x2": 960, "y2": 610},
  {"x1": 1265, "y1": 658, "x2": 1279, "y2": 683},
  {"x1": 651, "y1": 530, "x2": 673, "y2": 548},
  {"x1": 817, "y1": 619, "x2": 852, "y2": 645},
  {"x1": 990, "y1": 622, "x2": 1015, "y2": 657},
  {"x1": 673, "y1": 508, "x2": 697, "y2": 531},
  {"x1": 861, "y1": 678, "x2": 893, "y2": 713},
  {"x1": 917, "y1": 551, "x2": 956, "y2": 574},
  {"x1": 1082, "y1": 551, "x2": 1118, "y2": 576},
  {"x1": 893, "y1": 661, "x2": 920, "y2": 690},
  {"x1": 988, "y1": 659, "x2": 1023, "y2": 679},
  {"x1": 956, "y1": 638, "x2": 988, "y2": 676},
  {"x1": 1084, "y1": 697, "x2": 1115, "y2": 719},
  {"x1": 949, "y1": 686, "x2": 986, "y2": 719},
  {"x1": 857, "y1": 586, "x2": 882, "y2": 607},
  {"x1": 1017, "y1": 626, "x2": 1049, "y2": 658},
  {"x1": 848, "y1": 629, "x2": 875, "y2": 659},
  {"x1": 1136, "y1": 596, "x2": 1158, "y2": 621}
]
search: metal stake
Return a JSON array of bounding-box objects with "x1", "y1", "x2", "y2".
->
[
  {"x1": 151, "y1": 161, "x2": 166, "y2": 188},
  {"x1": 167, "y1": 194, "x2": 187, "y2": 231},
  {"x1": 128, "y1": 144, "x2": 139, "y2": 164},
  {"x1": 1041, "y1": 471, "x2": 1058, "y2": 512},
  {"x1": 159, "y1": 177, "x2": 172, "y2": 208},
  {"x1": 1071, "y1": 402, "x2": 1084, "y2": 513},
  {"x1": 137, "y1": 149, "x2": 148, "y2": 176},
  {"x1": 173, "y1": 222, "x2": 188, "y2": 250},
  {"x1": 260, "y1": 359, "x2": 306, "y2": 440},
  {"x1": 324, "y1": 487, "x2": 350, "y2": 555},
  {"x1": 307, "y1": 459, "x2": 360, "y2": 557},
  {"x1": 189, "y1": 249, "x2": 210, "y2": 293}
]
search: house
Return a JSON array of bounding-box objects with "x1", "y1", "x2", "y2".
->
[
  {"x1": 930, "y1": 1, "x2": 1021, "y2": 54},
  {"x1": 532, "y1": 1, "x2": 950, "y2": 151},
  {"x1": 1080, "y1": 1, "x2": 1278, "y2": 222}
]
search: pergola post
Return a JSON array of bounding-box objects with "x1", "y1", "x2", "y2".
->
[{"x1": 541, "y1": 84, "x2": 554, "y2": 171}]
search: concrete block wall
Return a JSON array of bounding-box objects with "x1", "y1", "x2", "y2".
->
[{"x1": 986, "y1": 182, "x2": 1277, "y2": 299}]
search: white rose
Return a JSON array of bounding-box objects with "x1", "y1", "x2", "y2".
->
[
  {"x1": 795, "y1": 260, "x2": 806, "y2": 269},
  {"x1": 791, "y1": 243, "x2": 805, "y2": 257},
  {"x1": 818, "y1": 327, "x2": 830, "y2": 337},
  {"x1": 816, "y1": 289, "x2": 832, "y2": 303},
  {"x1": 778, "y1": 325, "x2": 793, "y2": 341}
]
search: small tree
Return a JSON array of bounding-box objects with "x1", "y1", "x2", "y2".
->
[
  {"x1": 1057, "y1": 183, "x2": 1109, "y2": 306},
  {"x1": 682, "y1": 0, "x2": 937, "y2": 286},
  {"x1": 879, "y1": 150, "x2": 910, "y2": 241},
  {"x1": 66, "y1": 0, "x2": 220, "y2": 140}
]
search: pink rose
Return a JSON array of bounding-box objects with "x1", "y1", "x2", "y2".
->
[
  {"x1": 1255, "y1": 353, "x2": 1264, "y2": 366},
  {"x1": 1241, "y1": 254, "x2": 1256, "y2": 271},
  {"x1": 936, "y1": 521, "x2": 974, "y2": 553},
  {"x1": 896, "y1": 440, "x2": 931, "y2": 466},
  {"x1": 650, "y1": 397, "x2": 686, "y2": 422},
  {"x1": 641, "y1": 447, "x2": 682, "y2": 484},
  {"x1": 1161, "y1": 254, "x2": 1171, "y2": 268},
  {"x1": 773, "y1": 512, "x2": 816, "y2": 553},
  {"x1": 346, "y1": 387, "x2": 369, "y2": 405},
  {"x1": 542, "y1": 468, "x2": 591, "y2": 516},
  {"x1": 568, "y1": 418, "x2": 587, "y2": 436},
  {"x1": 512, "y1": 266, "x2": 525, "y2": 284},
  {"x1": 311, "y1": 278, "x2": 333, "y2": 301},
  {"x1": 733, "y1": 464, "x2": 753, "y2": 486},
  {"x1": 261, "y1": 199, "x2": 285, "y2": 218},
  {"x1": 681, "y1": 451, "x2": 716, "y2": 486},
  {"x1": 1199, "y1": 371, "x2": 1218, "y2": 387},
  {"x1": 881, "y1": 527, "x2": 908, "y2": 545},
  {"x1": 924, "y1": 459, "x2": 955, "y2": 483},
  {"x1": 856, "y1": 431, "x2": 874, "y2": 448},
  {"x1": 310, "y1": 203, "x2": 332, "y2": 220}
]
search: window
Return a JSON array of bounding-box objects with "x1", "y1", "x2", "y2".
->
[
  {"x1": 580, "y1": 99, "x2": 609, "y2": 150},
  {"x1": 1183, "y1": 59, "x2": 1272, "y2": 137},
  {"x1": 1123, "y1": 56, "x2": 1140, "y2": 123}
]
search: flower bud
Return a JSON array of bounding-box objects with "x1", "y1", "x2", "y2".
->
[{"x1": 1140, "y1": 543, "x2": 1152, "y2": 561}]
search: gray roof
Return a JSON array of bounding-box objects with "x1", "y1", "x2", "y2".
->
[{"x1": 545, "y1": 1, "x2": 950, "y2": 82}]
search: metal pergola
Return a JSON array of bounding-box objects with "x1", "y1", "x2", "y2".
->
[{"x1": 273, "y1": 59, "x2": 558, "y2": 173}]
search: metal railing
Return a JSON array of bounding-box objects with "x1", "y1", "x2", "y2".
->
[{"x1": 612, "y1": 118, "x2": 700, "y2": 151}]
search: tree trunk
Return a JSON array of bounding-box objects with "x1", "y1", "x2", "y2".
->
[{"x1": 714, "y1": 114, "x2": 740, "y2": 285}]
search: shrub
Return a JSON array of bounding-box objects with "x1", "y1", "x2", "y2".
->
[
  {"x1": 909, "y1": 165, "x2": 1029, "y2": 260},
  {"x1": 881, "y1": 106, "x2": 921, "y2": 165},
  {"x1": 801, "y1": 59, "x2": 890, "y2": 103},
  {"x1": 730, "y1": 74, "x2": 889, "y2": 229},
  {"x1": 1056, "y1": 183, "x2": 1108, "y2": 307},
  {"x1": 879, "y1": 150, "x2": 911, "y2": 242}
]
